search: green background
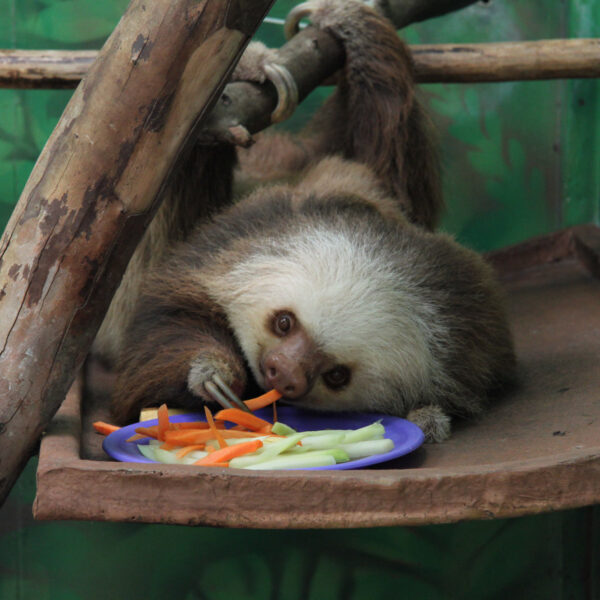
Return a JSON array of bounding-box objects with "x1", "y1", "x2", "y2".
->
[{"x1": 0, "y1": 0, "x2": 599, "y2": 598}]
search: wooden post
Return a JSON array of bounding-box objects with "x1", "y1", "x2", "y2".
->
[{"x1": 0, "y1": 0, "x2": 274, "y2": 505}]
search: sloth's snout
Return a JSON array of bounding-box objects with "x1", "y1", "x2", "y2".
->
[{"x1": 263, "y1": 353, "x2": 307, "y2": 398}]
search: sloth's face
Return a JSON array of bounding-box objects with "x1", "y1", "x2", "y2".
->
[
  {"x1": 210, "y1": 225, "x2": 440, "y2": 416},
  {"x1": 254, "y1": 308, "x2": 352, "y2": 401},
  {"x1": 236, "y1": 299, "x2": 437, "y2": 418}
]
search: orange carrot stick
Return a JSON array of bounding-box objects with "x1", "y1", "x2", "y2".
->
[
  {"x1": 157, "y1": 404, "x2": 170, "y2": 441},
  {"x1": 214, "y1": 408, "x2": 273, "y2": 432},
  {"x1": 194, "y1": 439, "x2": 263, "y2": 466},
  {"x1": 204, "y1": 406, "x2": 227, "y2": 449},
  {"x1": 127, "y1": 418, "x2": 222, "y2": 442},
  {"x1": 244, "y1": 389, "x2": 282, "y2": 411},
  {"x1": 163, "y1": 427, "x2": 265, "y2": 446},
  {"x1": 175, "y1": 444, "x2": 206, "y2": 458},
  {"x1": 171, "y1": 421, "x2": 225, "y2": 430},
  {"x1": 92, "y1": 421, "x2": 120, "y2": 436},
  {"x1": 133, "y1": 425, "x2": 159, "y2": 440}
]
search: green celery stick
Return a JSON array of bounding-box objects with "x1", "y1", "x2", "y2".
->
[
  {"x1": 338, "y1": 439, "x2": 394, "y2": 459},
  {"x1": 137, "y1": 444, "x2": 157, "y2": 461},
  {"x1": 271, "y1": 421, "x2": 297, "y2": 435},
  {"x1": 298, "y1": 432, "x2": 345, "y2": 449},
  {"x1": 241, "y1": 449, "x2": 349, "y2": 470},
  {"x1": 342, "y1": 422, "x2": 385, "y2": 443}
]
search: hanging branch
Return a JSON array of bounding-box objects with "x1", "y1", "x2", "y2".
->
[{"x1": 0, "y1": 0, "x2": 275, "y2": 507}]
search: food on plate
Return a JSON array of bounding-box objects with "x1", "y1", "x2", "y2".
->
[{"x1": 94, "y1": 390, "x2": 396, "y2": 470}]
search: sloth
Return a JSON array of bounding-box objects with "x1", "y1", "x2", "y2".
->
[{"x1": 98, "y1": 0, "x2": 516, "y2": 442}]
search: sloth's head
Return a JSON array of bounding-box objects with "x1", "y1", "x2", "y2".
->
[{"x1": 214, "y1": 223, "x2": 443, "y2": 415}]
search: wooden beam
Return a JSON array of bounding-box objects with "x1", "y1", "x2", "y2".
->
[
  {"x1": 0, "y1": 49, "x2": 96, "y2": 89},
  {"x1": 0, "y1": 0, "x2": 275, "y2": 506},
  {"x1": 412, "y1": 39, "x2": 600, "y2": 83},
  {"x1": 1, "y1": 39, "x2": 599, "y2": 90}
]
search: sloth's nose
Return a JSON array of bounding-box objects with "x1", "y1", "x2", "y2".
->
[{"x1": 263, "y1": 353, "x2": 308, "y2": 398}]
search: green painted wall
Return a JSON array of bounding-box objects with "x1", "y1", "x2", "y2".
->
[{"x1": 0, "y1": 1, "x2": 598, "y2": 598}]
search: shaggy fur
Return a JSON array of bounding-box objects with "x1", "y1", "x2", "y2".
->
[{"x1": 103, "y1": 0, "x2": 516, "y2": 441}]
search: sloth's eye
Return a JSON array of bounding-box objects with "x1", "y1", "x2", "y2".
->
[
  {"x1": 272, "y1": 311, "x2": 295, "y2": 336},
  {"x1": 323, "y1": 365, "x2": 351, "y2": 390}
]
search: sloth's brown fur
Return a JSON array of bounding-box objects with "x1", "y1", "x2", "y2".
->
[{"x1": 97, "y1": 0, "x2": 515, "y2": 441}]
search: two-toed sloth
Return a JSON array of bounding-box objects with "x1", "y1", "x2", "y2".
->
[{"x1": 96, "y1": 0, "x2": 516, "y2": 442}]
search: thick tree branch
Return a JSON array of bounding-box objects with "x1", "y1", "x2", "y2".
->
[{"x1": 0, "y1": 0, "x2": 275, "y2": 506}]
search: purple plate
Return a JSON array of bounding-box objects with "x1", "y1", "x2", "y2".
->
[{"x1": 103, "y1": 406, "x2": 424, "y2": 470}]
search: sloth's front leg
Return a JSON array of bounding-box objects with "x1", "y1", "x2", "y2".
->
[{"x1": 111, "y1": 314, "x2": 248, "y2": 423}]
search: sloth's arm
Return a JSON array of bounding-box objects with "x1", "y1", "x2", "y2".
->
[
  {"x1": 237, "y1": 0, "x2": 441, "y2": 229},
  {"x1": 111, "y1": 290, "x2": 246, "y2": 424}
]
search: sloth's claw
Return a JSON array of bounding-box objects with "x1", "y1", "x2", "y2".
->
[
  {"x1": 204, "y1": 374, "x2": 251, "y2": 412},
  {"x1": 284, "y1": 2, "x2": 314, "y2": 40},
  {"x1": 264, "y1": 63, "x2": 298, "y2": 123}
]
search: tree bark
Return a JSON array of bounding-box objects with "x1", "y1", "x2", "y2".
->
[{"x1": 0, "y1": 0, "x2": 274, "y2": 506}]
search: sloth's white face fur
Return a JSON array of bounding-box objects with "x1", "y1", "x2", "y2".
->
[{"x1": 207, "y1": 224, "x2": 448, "y2": 414}]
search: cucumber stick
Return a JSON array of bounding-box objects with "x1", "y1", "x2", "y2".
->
[{"x1": 241, "y1": 449, "x2": 349, "y2": 470}]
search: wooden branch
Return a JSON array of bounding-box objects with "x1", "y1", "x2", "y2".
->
[
  {"x1": 0, "y1": 49, "x2": 96, "y2": 89},
  {"x1": 412, "y1": 39, "x2": 600, "y2": 83},
  {"x1": 2, "y1": 38, "x2": 599, "y2": 92},
  {"x1": 198, "y1": 26, "x2": 344, "y2": 144},
  {"x1": 0, "y1": 0, "x2": 275, "y2": 506}
]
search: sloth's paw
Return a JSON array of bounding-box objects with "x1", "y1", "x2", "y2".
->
[
  {"x1": 284, "y1": 0, "x2": 368, "y2": 42},
  {"x1": 232, "y1": 42, "x2": 298, "y2": 123},
  {"x1": 406, "y1": 405, "x2": 451, "y2": 443},
  {"x1": 188, "y1": 355, "x2": 248, "y2": 411},
  {"x1": 232, "y1": 41, "x2": 278, "y2": 84}
]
